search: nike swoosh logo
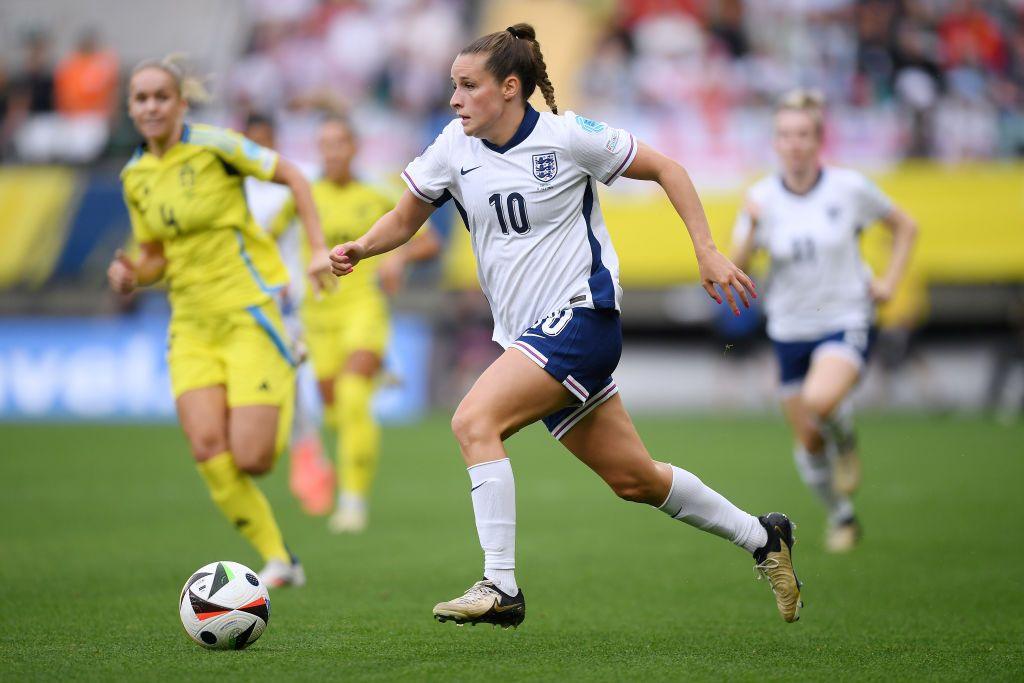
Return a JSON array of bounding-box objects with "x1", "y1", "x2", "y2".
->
[
  {"x1": 460, "y1": 165, "x2": 482, "y2": 176},
  {"x1": 492, "y1": 598, "x2": 521, "y2": 613},
  {"x1": 521, "y1": 332, "x2": 545, "y2": 339},
  {"x1": 470, "y1": 482, "x2": 487, "y2": 492}
]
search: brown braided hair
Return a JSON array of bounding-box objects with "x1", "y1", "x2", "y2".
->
[{"x1": 460, "y1": 23, "x2": 558, "y2": 114}]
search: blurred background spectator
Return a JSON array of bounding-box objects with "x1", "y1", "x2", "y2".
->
[
  {"x1": 55, "y1": 30, "x2": 119, "y2": 121},
  {"x1": 1, "y1": 0, "x2": 1019, "y2": 166},
  {"x1": 0, "y1": 0, "x2": 1021, "y2": 420},
  {"x1": 3, "y1": 29, "x2": 55, "y2": 159},
  {"x1": 4, "y1": 28, "x2": 119, "y2": 164},
  {"x1": 573, "y1": 0, "x2": 1024, "y2": 166}
]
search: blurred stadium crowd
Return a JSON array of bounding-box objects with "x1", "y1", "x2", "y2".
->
[
  {"x1": 581, "y1": 0, "x2": 1024, "y2": 162},
  {"x1": 0, "y1": 0, "x2": 1021, "y2": 419},
  {"x1": 1, "y1": 0, "x2": 1022, "y2": 166}
]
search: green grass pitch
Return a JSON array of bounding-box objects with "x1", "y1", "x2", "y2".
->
[{"x1": 1, "y1": 414, "x2": 1022, "y2": 680}]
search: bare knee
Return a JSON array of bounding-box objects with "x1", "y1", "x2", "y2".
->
[
  {"x1": 801, "y1": 389, "x2": 835, "y2": 422},
  {"x1": 605, "y1": 467, "x2": 663, "y2": 505},
  {"x1": 188, "y1": 430, "x2": 228, "y2": 463},
  {"x1": 236, "y1": 454, "x2": 273, "y2": 476},
  {"x1": 232, "y1": 439, "x2": 275, "y2": 476},
  {"x1": 450, "y1": 406, "x2": 492, "y2": 447},
  {"x1": 451, "y1": 405, "x2": 500, "y2": 453}
]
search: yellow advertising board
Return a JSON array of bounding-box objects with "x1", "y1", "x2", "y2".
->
[{"x1": 443, "y1": 163, "x2": 1024, "y2": 288}]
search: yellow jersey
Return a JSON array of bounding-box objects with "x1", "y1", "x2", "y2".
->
[
  {"x1": 270, "y1": 178, "x2": 392, "y2": 322},
  {"x1": 121, "y1": 123, "x2": 289, "y2": 317}
]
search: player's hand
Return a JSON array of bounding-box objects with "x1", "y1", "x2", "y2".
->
[
  {"x1": 869, "y1": 277, "x2": 895, "y2": 304},
  {"x1": 377, "y1": 252, "x2": 407, "y2": 296},
  {"x1": 107, "y1": 250, "x2": 137, "y2": 295},
  {"x1": 330, "y1": 241, "x2": 364, "y2": 277},
  {"x1": 697, "y1": 247, "x2": 756, "y2": 316},
  {"x1": 306, "y1": 246, "x2": 335, "y2": 295}
]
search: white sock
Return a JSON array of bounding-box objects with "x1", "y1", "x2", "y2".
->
[
  {"x1": 793, "y1": 444, "x2": 854, "y2": 525},
  {"x1": 468, "y1": 458, "x2": 518, "y2": 596},
  {"x1": 658, "y1": 466, "x2": 768, "y2": 554},
  {"x1": 337, "y1": 493, "x2": 366, "y2": 513}
]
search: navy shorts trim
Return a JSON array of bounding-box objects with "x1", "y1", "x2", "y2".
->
[
  {"x1": 544, "y1": 379, "x2": 619, "y2": 440},
  {"x1": 772, "y1": 328, "x2": 875, "y2": 387},
  {"x1": 508, "y1": 307, "x2": 622, "y2": 439}
]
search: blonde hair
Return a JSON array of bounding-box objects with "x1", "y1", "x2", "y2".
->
[
  {"x1": 131, "y1": 54, "x2": 211, "y2": 105},
  {"x1": 776, "y1": 88, "x2": 825, "y2": 136}
]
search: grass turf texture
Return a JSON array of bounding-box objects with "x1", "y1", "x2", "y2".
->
[{"x1": 1, "y1": 414, "x2": 1021, "y2": 681}]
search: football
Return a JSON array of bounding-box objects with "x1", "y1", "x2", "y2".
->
[{"x1": 178, "y1": 561, "x2": 270, "y2": 650}]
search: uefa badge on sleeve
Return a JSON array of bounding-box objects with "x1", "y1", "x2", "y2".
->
[{"x1": 532, "y1": 152, "x2": 557, "y2": 182}]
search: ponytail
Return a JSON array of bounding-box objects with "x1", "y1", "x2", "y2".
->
[
  {"x1": 131, "y1": 53, "x2": 211, "y2": 105},
  {"x1": 460, "y1": 22, "x2": 558, "y2": 114}
]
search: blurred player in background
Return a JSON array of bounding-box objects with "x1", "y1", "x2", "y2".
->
[
  {"x1": 732, "y1": 90, "x2": 918, "y2": 553},
  {"x1": 107, "y1": 56, "x2": 332, "y2": 586},
  {"x1": 330, "y1": 24, "x2": 803, "y2": 626},
  {"x1": 243, "y1": 113, "x2": 335, "y2": 516},
  {"x1": 271, "y1": 115, "x2": 441, "y2": 533}
]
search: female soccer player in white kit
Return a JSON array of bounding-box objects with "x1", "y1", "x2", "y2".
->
[
  {"x1": 732, "y1": 90, "x2": 917, "y2": 553},
  {"x1": 330, "y1": 24, "x2": 803, "y2": 626}
]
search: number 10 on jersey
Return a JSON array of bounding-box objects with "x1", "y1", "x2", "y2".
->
[{"x1": 488, "y1": 192, "x2": 531, "y2": 235}]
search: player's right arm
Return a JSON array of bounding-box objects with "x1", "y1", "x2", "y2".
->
[
  {"x1": 730, "y1": 197, "x2": 761, "y2": 272},
  {"x1": 107, "y1": 241, "x2": 166, "y2": 293},
  {"x1": 330, "y1": 190, "x2": 436, "y2": 277},
  {"x1": 108, "y1": 191, "x2": 167, "y2": 293}
]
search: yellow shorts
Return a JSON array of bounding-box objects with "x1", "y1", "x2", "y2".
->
[
  {"x1": 302, "y1": 297, "x2": 390, "y2": 381},
  {"x1": 168, "y1": 301, "x2": 296, "y2": 408}
]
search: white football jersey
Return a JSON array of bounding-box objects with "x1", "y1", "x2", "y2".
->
[
  {"x1": 403, "y1": 106, "x2": 638, "y2": 347},
  {"x1": 733, "y1": 167, "x2": 893, "y2": 341}
]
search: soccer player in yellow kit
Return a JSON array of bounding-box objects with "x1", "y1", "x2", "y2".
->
[
  {"x1": 271, "y1": 116, "x2": 440, "y2": 532},
  {"x1": 107, "y1": 56, "x2": 332, "y2": 585}
]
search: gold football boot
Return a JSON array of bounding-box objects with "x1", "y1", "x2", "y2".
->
[
  {"x1": 433, "y1": 579, "x2": 525, "y2": 628},
  {"x1": 754, "y1": 513, "x2": 803, "y2": 623}
]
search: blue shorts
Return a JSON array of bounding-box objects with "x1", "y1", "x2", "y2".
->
[
  {"x1": 772, "y1": 328, "x2": 875, "y2": 391},
  {"x1": 509, "y1": 307, "x2": 622, "y2": 440}
]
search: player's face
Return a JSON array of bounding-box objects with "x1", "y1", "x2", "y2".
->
[
  {"x1": 773, "y1": 110, "x2": 821, "y2": 173},
  {"x1": 318, "y1": 121, "x2": 356, "y2": 180},
  {"x1": 450, "y1": 53, "x2": 506, "y2": 138},
  {"x1": 128, "y1": 68, "x2": 186, "y2": 142},
  {"x1": 246, "y1": 122, "x2": 275, "y2": 150}
]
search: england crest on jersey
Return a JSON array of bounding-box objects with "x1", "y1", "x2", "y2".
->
[{"x1": 532, "y1": 152, "x2": 557, "y2": 182}]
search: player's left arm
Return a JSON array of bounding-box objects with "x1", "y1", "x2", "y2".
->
[
  {"x1": 870, "y1": 205, "x2": 918, "y2": 304},
  {"x1": 272, "y1": 159, "x2": 332, "y2": 293},
  {"x1": 623, "y1": 142, "x2": 756, "y2": 315}
]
